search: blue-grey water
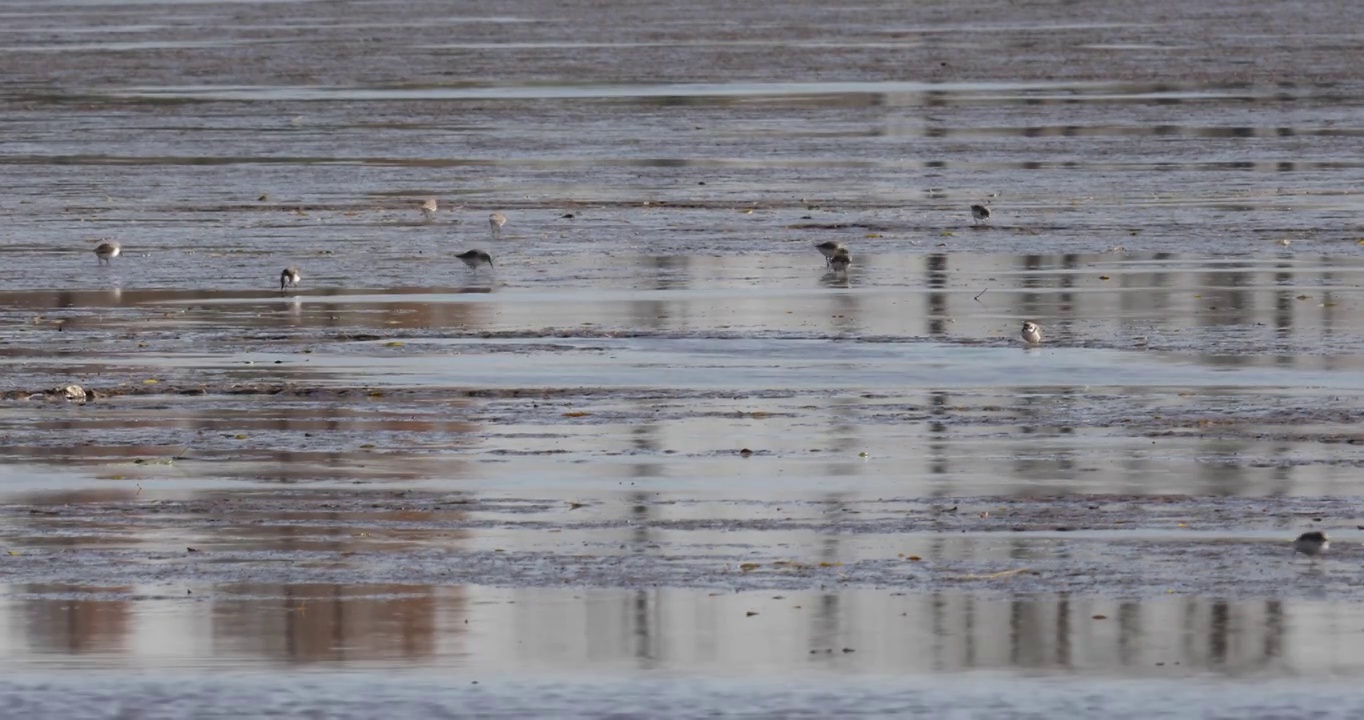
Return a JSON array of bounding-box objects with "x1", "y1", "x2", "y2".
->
[{"x1": 2, "y1": 0, "x2": 1364, "y2": 717}]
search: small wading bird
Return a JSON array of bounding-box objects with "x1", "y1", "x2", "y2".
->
[
  {"x1": 456, "y1": 249, "x2": 494, "y2": 271},
  {"x1": 489, "y1": 212, "x2": 507, "y2": 240},
  {"x1": 1021, "y1": 321, "x2": 1042, "y2": 345},
  {"x1": 971, "y1": 204, "x2": 991, "y2": 225},
  {"x1": 1294, "y1": 531, "x2": 1329, "y2": 561},
  {"x1": 93, "y1": 240, "x2": 121, "y2": 265},
  {"x1": 420, "y1": 198, "x2": 438, "y2": 222},
  {"x1": 829, "y1": 248, "x2": 851, "y2": 273},
  {"x1": 815, "y1": 241, "x2": 846, "y2": 266},
  {"x1": 280, "y1": 266, "x2": 301, "y2": 293}
]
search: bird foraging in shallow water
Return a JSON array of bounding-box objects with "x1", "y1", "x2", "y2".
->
[
  {"x1": 971, "y1": 204, "x2": 991, "y2": 225},
  {"x1": 280, "y1": 266, "x2": 301, "y2": 293},
  {"x1": 828, "y1": 248, "x2": 851, "y2": 273},
  {"x1": 1294, "y1": 531, "x2": 1328, "y2": 560},
  {"x1": 420, "y1": 198, "x2": 438, "y2": 222},
  {"x1": 1021, "y1": 321, "x2": 1042, "y2": 345},
  {"x1": 456, "y1": 249, "x2": 494, "y2": 271},
  {"x1": 488, "y1": 212, "x2": 507, "y2": 240},
  {"x1": 815, "y1": 241, "x2": 846, "y2": 266},
  {"x1": 93, "y1": 240, "x2": 121, "y2": 265}
]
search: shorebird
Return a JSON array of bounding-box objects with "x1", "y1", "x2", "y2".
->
[
  {"x1": 93, "y1": 240, "x2": 121, "y2": 265},
  {"x1": 456, "y1": 249, "x2": 494, "y2": 271},
  {"x1": 815, "y1": 241, "x2": 846, "y2": 266},
  {"x1": 489, "y1": 212, "x2": 507, "y2": 240},
  {"x1": 829, "y1": 248, "x2": 851, "y2": 273},
  {"x1": 1021, "y1": 321, "x2": 1042, "y2": 345},
  {"x1": 280, "y1": 266, "x2": 301, "y2": 293},
  {"x1": 971, "y1": 204, "x2": 991, "y2": 225},
  {"x1": 1294, "y1": 531, "x2": 1329, "y2": 560},
  {"x1": 420, "y1": 198, "x2": 438, "y2": 222}
]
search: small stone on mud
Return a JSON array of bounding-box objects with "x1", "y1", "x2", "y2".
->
[
  {"x1": 746, "y1": 611, "x2": 758, "y2": 617},
  {"x1": 739, "y1": 448, "x2": 753, "y2": 457}
]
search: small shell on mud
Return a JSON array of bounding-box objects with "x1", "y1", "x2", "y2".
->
[{"x1": 51, "y1": 384, "x2": 86, "y2": 401}]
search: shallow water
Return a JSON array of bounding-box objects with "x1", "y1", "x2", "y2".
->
[
  {"x1": 0, "y1": 585, "x2": 1355, "y2": 674},
  {"x1": 2, "y1": 0, "x2": 1364, "y2": 716}
]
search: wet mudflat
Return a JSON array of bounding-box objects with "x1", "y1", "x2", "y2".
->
[{"x1": 2, "y1": 0, "x2": 1364, "y2": 716}]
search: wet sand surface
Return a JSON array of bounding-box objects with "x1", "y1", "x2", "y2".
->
[{"x1": 2, "y1": 0, "x2": 1364, "y2": 716}]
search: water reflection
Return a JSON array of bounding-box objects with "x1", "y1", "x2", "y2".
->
[
  {"x1": 4, "y1": 585, "x2": 1356, "y2": 676},
  {"x1": 18, "y1": 584, "x2": 132, "y2": 655},
  {"x1": 212, "y1": 584, "x2": 445, "y2": 663},
  {"x1": 1, "y1": 253, "x2": 1359, "y2": 358}
]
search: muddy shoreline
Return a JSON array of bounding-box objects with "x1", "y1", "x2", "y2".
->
[
  {"x1": 0, "y1": 491, "x2": 1357, "y2": 598},
  {"x1": 2, "y1": 0, "x2": 1364, "y2": 710}
]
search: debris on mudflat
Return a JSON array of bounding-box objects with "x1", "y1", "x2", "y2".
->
[{"x1": 50, "y1": 384, "x2": 87, "y2": 402}]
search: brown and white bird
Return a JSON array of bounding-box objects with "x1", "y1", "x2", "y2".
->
[
  {"x1": 1294, "y1": 531, "x2": 1329, "y2": 560},
  {"x1": 93, "y1": 240, "x2": 121, "y2": 265},
  {"x1": 280, "y1": 266, "x2": 301, "y2": 293},
  {"x1": 815, "y1": 241, "x2": 846, "y2": 266},
  {"x1": 420, "y1": 198, "x2": 439, "y2": 222},
  {"x1": 488, "y1": 212, "x2": 507, "y2": 240},
  {"x1": 1021, "y1": 321, "x2": 1042, "y2": 345},
  {"x1": 971, "y1": 204, "x2": 991, "y2": 225},
  {"x1": 456, "y1": 249, "x2": 494, "y2": 271}
]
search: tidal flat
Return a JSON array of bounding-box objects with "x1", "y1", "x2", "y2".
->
[{"x1": 1, "y1": 0, "x2": 1363, "y2": 717}]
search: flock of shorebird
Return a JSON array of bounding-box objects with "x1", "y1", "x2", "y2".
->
[
  {"x1": 86, "y1": 199, "x2": 1336, "y2": 561},
  {"x1": 88, "y1": 200, "x2": 1042, "y2": 347},
  {"x1": 96, "y1": 203, "x2": 506, "y2": 292},
  {"x1": 814, "y1": 203, "x2": 1041, "y2": 346}
]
